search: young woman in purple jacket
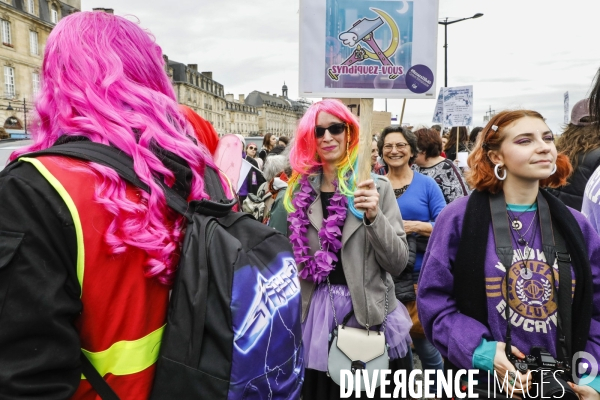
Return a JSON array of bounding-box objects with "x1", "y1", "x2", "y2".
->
[{"x1": 419, "y1": 110, "x2": 600, "y2": 399}]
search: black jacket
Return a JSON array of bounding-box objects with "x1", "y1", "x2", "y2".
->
[
  {"x1": 548, "y1": 148, "x2": 600, "y2": 210},
  {"x1": 444, "y1": 143, "x2": 469, "y2": 162},
  {"x1": 244, "y1": 156, "x2": 266, "y2": 196},
  {"x1": 0, "y1": 161, "x2": 81, "y2": 399},
  {"x1": 393, "y1": 235, "x2": 428, "y2": 303}
]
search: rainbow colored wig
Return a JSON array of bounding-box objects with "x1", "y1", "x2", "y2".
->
[
  {"x1": 11, "y1": 11, "x2": 225, "y2": 285},
  {"x1": 284, "y1": 99, "x2": 362, "y2": 218}
]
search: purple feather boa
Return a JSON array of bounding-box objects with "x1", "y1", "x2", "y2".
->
[{"x1": 288, "y1": 174, "x2": 348, "y2": 283}]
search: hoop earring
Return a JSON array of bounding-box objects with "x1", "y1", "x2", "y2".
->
[
  {"x1": 494, "y1": 164, "x2": 507, "y2": 181},
  {"x1": 551, "y1": 163, "x2": 557, "y2": 175}
]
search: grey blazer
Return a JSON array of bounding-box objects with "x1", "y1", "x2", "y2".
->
[{"x1": 297, "y1": 173, "x2": 409, "y2": 328}]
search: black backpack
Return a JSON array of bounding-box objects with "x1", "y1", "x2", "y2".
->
[{"x1": 24, "y1": 142, "x2": 304, "y2": 400}]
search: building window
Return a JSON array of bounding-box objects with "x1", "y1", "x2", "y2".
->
[
  {"x1": 5, "y1": 66, "x2": 15, "y2": 98},
  {"x1": 32, "y1": 72, "x2": 40, "y2": 96},
  {"x1": 50, "y1": 5, "x2": 59, "y2": 24},
  {"x1": 27, "y1": 0, "x2": 36, "y2": 14},
  {"x1": 29, "y1": 31, "x2": 39, "y2": 55},
  {"x1": 1, "y1": 20, "x2": 11, "y2": 46}
]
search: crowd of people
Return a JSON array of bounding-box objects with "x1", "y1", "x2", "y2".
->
[{"x1": 3, "y1": 10, "x2": 600, "y2": 400}]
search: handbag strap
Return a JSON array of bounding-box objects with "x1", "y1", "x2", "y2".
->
[
  {"x1": 80, "y1": 351, "x2": 120, "y2": 400},
  {"x1": 326, "y1": 276, "x2": 389, "y2": 333},
  {"x1": 326, "y1": 276, "x2": 340, "y2": 327}
]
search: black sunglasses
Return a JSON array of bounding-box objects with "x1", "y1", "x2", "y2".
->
[
  {"x1": 315, "y1": 123, "x2": 346, "y2": 138},
  {"x1": 247, "y1": 146, "x2": 257, "y2": 150}
]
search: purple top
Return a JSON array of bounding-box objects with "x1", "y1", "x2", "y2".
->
[{"x1": 418, "y1": 196, "x2": 600, "y2": 374}]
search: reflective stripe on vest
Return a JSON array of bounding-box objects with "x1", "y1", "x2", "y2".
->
[
  {"x1": 21, "y1": 157, "x2": 164, "y2": 378},
  {"x1": 20, "y1": 157, "x2": 85, "y2": 291},
  {"x1": 81, "y1": 325, "x2": 165, "y2": 377}
]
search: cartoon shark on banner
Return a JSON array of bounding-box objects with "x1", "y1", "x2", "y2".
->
[{"x1": 328, "y1": 8, "x2": 401, "y2": 81}]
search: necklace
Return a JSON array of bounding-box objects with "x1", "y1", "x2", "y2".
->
[
  {"x1": 507, "y1": 212, "x2": 539, "y2": 280},
  {"x1": 386, "y1": 170, "x2": 412, "y2": 198},
  {"x1": 393, "y1": 185, "x2": 410, "y2": 198},
  {"x1": 288, "y1": 173, "x2": 348, "y2": 283},
  {"x1": 507, "y1": 202, "x2": 536, "y2": 230},
  {"x1": 508, "y1": 209, "x2": 537, "y2": 245}
]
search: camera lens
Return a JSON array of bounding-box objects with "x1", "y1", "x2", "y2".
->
[{"x1": 531, "y1": 370, "x2": 577, "y2": 400}]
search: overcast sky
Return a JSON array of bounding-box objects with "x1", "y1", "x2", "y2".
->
[{"x1": 83, "y1": 0, "x2": 599, "y2": 133}]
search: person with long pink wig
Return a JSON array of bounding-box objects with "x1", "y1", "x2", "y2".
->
[
  {"x1": 0, "y1": 11, "x2": 229, "y2": 399},
  {"x1": 272, "y1": 99, "x2": 412, "y2": 398}
]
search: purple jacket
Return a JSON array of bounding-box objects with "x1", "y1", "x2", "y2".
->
[{"x1": 418, "y1": 196, "x2": 600, "y2": 373}]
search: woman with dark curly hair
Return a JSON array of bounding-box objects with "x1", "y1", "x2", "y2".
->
[
  {"x1": 419, "y1": 110, "x2": 600, "y2": 399},
  {"x1": 413, "y1": 127, "x2": 470, "y2": 204},
  {"x1": 548, "y1": 98, "x2": 600, "y2": 210}
]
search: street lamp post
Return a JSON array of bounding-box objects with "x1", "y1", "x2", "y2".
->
[{"x1": 438, "y1": 13, "x2": 483, "y2": 87}]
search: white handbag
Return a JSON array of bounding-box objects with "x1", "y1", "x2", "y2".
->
[{"x1": 325, "y1": 278, "x2": 389, "y2": 388}]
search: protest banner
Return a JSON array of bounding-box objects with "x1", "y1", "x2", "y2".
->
[
  {"x1": 299, "y1": 0, "x2": 440, "y2": 99},
  {"x1": 300, "y1": 0, "x2": 439, "y2": 184}
]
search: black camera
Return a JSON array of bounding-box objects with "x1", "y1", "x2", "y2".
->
[{"x1": 508, "y1": 347, "x2": 577, "y2": 400}]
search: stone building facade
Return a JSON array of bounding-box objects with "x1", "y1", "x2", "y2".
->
[
  {"x1": 225, "y1": 93, "x2": 259, "y2": 136},
  {"x1": 244, "y1": 84, "x2": 310, "y2": 137},
  {"x1": 167, "y1": 59, "x2": 227, "y2": 135},
  {"x1": 0, "y1": 0, "x2": 80, "y2": 136}
]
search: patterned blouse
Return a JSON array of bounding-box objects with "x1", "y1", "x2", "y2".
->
[{"x1": 413, "y1": 158, "x2": 470, "y2": 204}]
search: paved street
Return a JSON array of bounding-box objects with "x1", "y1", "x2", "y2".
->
[{"x1": 0, "y1": 140, "x2": 31, "y2": 171}]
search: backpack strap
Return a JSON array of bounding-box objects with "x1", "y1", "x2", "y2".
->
[
  {"x1": 80, "y1": 350, "x2": 120, "y2": 400},
  {"x1": 553, "y1": 226, "x2": 573, "y2": 365},
  {"x1": 14, "y1": 141, "x2": 236, "y2": 219}
]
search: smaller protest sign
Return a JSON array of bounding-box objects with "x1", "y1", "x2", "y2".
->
[{"x1": 443, "y1": 86, "x2": 473, "y2": 127}]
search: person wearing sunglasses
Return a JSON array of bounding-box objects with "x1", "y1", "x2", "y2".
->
[
  {"x1": 238, "y1": 141, "x2": 266, "y2": 206},
  {"x1": 246, "y1": 144, "x2": 257, "y2": 155},
  {"x1": 270, "y1": 99, "x2": 412, "y2": 399},
  {"x1": 245, "y1": 143, "x2": 262, "y2": 169}
]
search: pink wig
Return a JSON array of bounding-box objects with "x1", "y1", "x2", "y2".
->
[
  {"x1": 285, "y1": 99, "x2": 362, "y2": 216},
  {"x1": 11, "y1": 11, "x2": 223, "y2": 285}
]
